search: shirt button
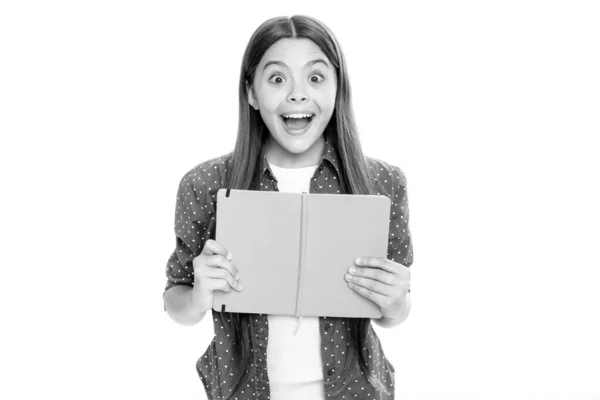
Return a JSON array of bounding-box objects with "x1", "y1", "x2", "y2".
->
[
  {"x1": 325, "y1": 324, "x2": 332, "y2": 332},
  {"x1": 256, "y1": 327, "x2": 263, "y2": 334},
  {"x1": 327, "y1": 368, "x2": 335, "y2": 376}
]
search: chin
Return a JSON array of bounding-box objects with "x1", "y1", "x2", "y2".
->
[{"x1": 279, "y1": 133, "x2": 320, "y2": 151}]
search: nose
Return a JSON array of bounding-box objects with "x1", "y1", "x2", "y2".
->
[{"x1": 287, "y1": 81, "x2": 308, "y2": 103}]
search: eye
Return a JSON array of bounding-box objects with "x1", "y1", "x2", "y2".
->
[
  {"x1": 310, "y1": 74, "x2": 324, "y2": 83},
  {"x1": 269, "y1": 74, "x2": 285, "y2": 84}
]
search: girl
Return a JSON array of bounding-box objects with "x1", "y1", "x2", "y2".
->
[{"x1": 164, "y1": 15, "x2": 413, "y2": 400}]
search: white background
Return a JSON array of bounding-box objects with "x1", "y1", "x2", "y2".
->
[{"x1": 1, "y1": 1, "x2": 599, "y2": 399}]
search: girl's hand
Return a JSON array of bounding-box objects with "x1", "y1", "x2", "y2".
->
[
  {"x1": 345, "y1": 257, "x2": 410, "y2": 319},
  {"x1": 191, "y1": 239, "x2": 243, "y2": 313}
]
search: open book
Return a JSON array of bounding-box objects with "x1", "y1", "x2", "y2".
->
[{"x1": 212, "y1": 188, "x2": 391, "y2": 318}]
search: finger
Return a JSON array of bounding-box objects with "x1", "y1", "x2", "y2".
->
[
  {"x1": 201, "y1": 239, "x2": 233, "y2": 260},
  {"x1": 203, "y1": 254, "x2": 240, "y2": 281},
  {"x1": 204, "y1": 278, "x2": 235, "y2": 293},
  {"x1": 347, "y1": 281, "x2": 387, "y2": 306},
  {"x1": 349, "y1": 266, "x2": 396, "y2": 286},
  {"x1": 355, "y1": 257, "x2": 395, "y2": 273},
  {"x1": 356, "y1": 257, "x2": 410, "y2": 279},
  {"x1": 345, "y1": 274, "x2": 394, "y2": 297},
  {"x1": 204, "y1": 266, "x2": 243, "y2": 291}
]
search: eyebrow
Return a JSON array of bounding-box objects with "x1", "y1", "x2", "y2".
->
[{"x1": 262, "y1": 58, "x2": 330, "y2": 71}]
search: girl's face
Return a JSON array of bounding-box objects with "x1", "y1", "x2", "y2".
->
[{"x1": 247, "y1": 38, "x2": 338, "y2": 167}]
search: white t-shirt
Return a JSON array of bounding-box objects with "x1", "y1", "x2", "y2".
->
[{"x1": 266, "y1": 161, "x2": 325, "y2": 400}]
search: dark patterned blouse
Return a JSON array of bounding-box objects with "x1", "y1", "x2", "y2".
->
[{"x1": 164, "y1": 139, "x2": 413, "y2": 399}]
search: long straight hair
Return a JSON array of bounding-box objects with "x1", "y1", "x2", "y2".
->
[{"x1": 222, "y1": 15, "x2": 387, "y2": 398}]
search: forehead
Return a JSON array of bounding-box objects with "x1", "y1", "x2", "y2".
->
[{"x1": 260, "y1": 38, "x2": 329, "y2": 67}]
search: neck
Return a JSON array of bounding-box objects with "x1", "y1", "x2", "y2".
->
[{"x1": 265, "y1": 136, "x2": 325, "y2": 168}]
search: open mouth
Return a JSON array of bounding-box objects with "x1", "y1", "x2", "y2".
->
[{"x1": 281, "y1": 114, "x2": 315, "y2": 131}]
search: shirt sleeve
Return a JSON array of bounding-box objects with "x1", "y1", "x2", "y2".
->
[
  {"x1": 163, "y1": 172, "x2": 211, "y2": 305},
  {"x1": 387, "y1": 165, "x2": 413, "y2": 268}
]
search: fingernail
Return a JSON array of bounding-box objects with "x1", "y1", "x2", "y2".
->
[
  {"x1": 235, "y1": 271, "x2": 240, "y2": 280},
  {"x1": 227, "y1": 251, "x2": 233, "y2": 260},
  {"x1": 355, "y1": 258, "x2": 362, "y2": 265},
  {"x1": 345, "y1": 273, "x2": 352, "y2": 281},
  {"x1": 348, "y1": 266, "x2": 356, "y2": 274},
  {"x1": 237, "y1": 283, "x2": 244, "y2": 290}
]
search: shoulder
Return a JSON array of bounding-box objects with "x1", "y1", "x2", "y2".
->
[
  {"x1": 177, "y1": 152, "x2": 232, "y2": 204},
  {"x1": 365, "y1": 156, "x2": 408, "y2": 194}
]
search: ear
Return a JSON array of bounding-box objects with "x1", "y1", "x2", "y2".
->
[{"x1": 246, "y1": 81, "x2": 259, "y2": 110}]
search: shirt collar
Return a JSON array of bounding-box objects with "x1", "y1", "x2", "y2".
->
[{"x1": 259, "y1": 138, "x2": 342, "y2": 180}]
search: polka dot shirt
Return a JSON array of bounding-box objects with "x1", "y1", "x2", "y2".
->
[{"x1": 164, "y1": 140, "x2": 413, "y2": 399}]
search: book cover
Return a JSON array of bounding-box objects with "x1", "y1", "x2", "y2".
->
[{"x1": 212, "y1": 189, "x2": 390, "y2": 318}]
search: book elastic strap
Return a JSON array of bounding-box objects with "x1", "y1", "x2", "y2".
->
[{"x1": 220, "y1": 190, "x2": 229, "y2": 313}]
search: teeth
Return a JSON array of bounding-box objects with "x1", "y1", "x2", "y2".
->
[{"x1": 282, "y1": 113, "x2": 313, "y2": 119}]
